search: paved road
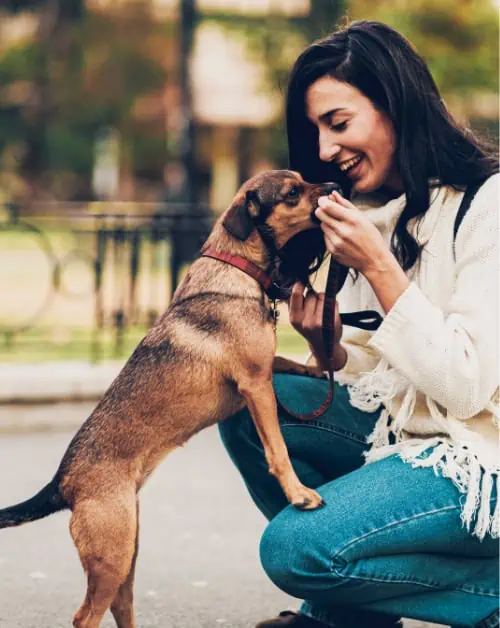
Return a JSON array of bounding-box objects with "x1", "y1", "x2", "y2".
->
[{"x1": 0, "y1": 405, "x2": 445, "y2": 628}]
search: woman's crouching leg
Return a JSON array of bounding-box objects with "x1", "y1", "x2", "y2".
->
[{"x1": 259, "y1": 453, "x2": 499, "y2": 628}]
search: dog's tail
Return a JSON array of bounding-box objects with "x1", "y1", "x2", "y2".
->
[{"x1": 0, "y1": 478, "x2": 67, "y2": 529}]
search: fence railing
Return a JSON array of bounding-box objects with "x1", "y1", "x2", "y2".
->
[{"x1": 1, "y1": 202, "x2": 214, "y2": 362}]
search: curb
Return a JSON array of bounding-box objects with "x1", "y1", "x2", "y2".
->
[
  {"x1": 0, "y1": 354, "x2": 309, "y2": 405},
  {"x1": 0, "y1": 355, "x2": 309, "y2": 434},
  {"x1": 0, "y1": 361, "x2": 124, "y2": 405}
]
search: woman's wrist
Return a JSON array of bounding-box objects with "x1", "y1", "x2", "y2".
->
[
  {"x1": 308, "y1": 342, "x2": 347, "y2": 372},
  {"x1": 332, "y1": 344, "x2": 348, "y2": 371},
  {"x1": 364, "y1": 252, "x2": 410, "y2": 314}
]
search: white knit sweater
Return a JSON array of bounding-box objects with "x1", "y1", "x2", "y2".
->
[{"x1": 331, "y1": 174, "x2": 499, "y2": 540}]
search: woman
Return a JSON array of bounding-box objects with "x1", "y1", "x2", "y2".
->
[{"x1": 219, "y1": 20, "x2": 499, "y2": 628}]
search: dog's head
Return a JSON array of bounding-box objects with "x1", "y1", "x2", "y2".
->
[
  {"x1": 222, "y1": 169, "x2": 342, "y2": 289},
  {"x1": 223, "y1": 170, "x2": 340, "y2": 246}
]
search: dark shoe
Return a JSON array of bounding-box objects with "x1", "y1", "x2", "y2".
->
[
  {"x1": 255, "y1": 611, "x2": 328, "y2": 627},
  {"x1": 255, "y1": 610, "x2": 403, "y2": 628},
  {"x1": 451, "y1": 607, "x2": 500, "y2": 628}
]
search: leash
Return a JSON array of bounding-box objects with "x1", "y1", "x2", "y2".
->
[
  {"x1": 201, "y1": 247, "x2": 382, "y2": 420},
  {"x1": 275, "y1": 258, "x2": 381, "y2": 420}
]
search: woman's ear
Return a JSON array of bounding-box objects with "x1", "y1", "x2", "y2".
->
[{"x1": 222, "y1": 190, "x2": 261, "y2": 240}]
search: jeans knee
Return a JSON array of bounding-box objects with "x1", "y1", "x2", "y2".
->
[
  {"x1": 260, "y1": 519, "x2": 295, "y2": 595},
  {"x1": 259, "y1": 512, "x2": 334, "y2": 598}
]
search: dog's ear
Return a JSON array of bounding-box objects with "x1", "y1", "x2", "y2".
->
[{"x1": 222, "y1": 190, "x2": 261, "y2": 240}]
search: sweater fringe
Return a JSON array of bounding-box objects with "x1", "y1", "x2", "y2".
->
[{"x1": 347, "y1": 360, "x2": 499, "y2": 541}]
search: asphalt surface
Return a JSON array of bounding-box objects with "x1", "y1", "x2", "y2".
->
[{"x1": 0, "y1": 404, "x2": 445, "y2": 628}]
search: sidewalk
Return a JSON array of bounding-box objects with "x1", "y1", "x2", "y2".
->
[
  {"x1": 0, "y1": 365, "x2": 449, "y2": 628},
  {"x1": 0, "y1": 360, "x2": 125, "y2": 404},
  {"x1": 0, "y1": 356, "x2": 296, "y2": 433}
]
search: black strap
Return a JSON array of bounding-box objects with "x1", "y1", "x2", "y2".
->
[
  {"x1": 340, "y1": 310, "x2": 383, "y2": 330},
  {"x1": 453, "y1": 180, "x2": 485, "y2": 259}
]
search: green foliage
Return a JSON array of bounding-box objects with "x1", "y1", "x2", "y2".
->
[
  {"x1": 0, "y1": 2, "x2": 171, "y2": 200},
  {"x1": 1, "y1": 0, "x2": 497, "y2": 202},
  {"x1": 203, "y1": 0, "x2": 347, "y2": 168},
  {"x1": 348, "y1": 0, "x2": 499, "y2": 96},
  {"x1": 0, "y1": 41, "x2": 40, "y2": 82}
]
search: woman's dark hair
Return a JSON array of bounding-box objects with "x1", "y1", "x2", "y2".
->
[{"x1": 286, "y1": 20, "x2": 499, "y2": 271}]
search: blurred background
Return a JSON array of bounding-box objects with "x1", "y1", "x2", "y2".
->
[
  {"x1": 0, "y1": 5, "x2": 497, "y2": 626},
  {"x1": 0, "y1": 0, "x2": 498, "y2": 365}
]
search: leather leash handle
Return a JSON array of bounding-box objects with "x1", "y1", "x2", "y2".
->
[{"x1": 275, "y1": 256, "x2": 341, "y2": 420}]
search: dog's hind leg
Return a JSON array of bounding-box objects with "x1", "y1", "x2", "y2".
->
[
  {"x1": 110, "y1": 500, "x2": 140, "y2": 628},
  {"x1": 69, "y1": 487, "x2": 137, "y2": 628}
]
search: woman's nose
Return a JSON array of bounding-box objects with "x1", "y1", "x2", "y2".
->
[{"x1": 318, "y1": 131, "x2": 340, "y2": 163}]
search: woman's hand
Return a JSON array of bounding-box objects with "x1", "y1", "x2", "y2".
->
[
  {"x1": 289, "y1": 282, "x2": 346, "y2": 371},
  {"x1": 315, "y1": 190, "x2": 391, "y2": 275},
  {"x1": 315, "y1": 190, "x2": 410, "y2": 314}
]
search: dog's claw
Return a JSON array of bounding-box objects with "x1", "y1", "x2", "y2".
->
[
  {"x1": 293, "y1": 497, "x2": 310, "y2": 510},
  {"x1": 292, "y1": 494, "x2": 325, "y2": 511}
]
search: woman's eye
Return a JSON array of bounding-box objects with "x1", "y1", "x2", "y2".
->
[{"x1": 330, "y1": 120, "x2": 347, "y2": 132}]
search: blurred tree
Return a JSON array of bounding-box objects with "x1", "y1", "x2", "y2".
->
[
  {"x1": 0, "y1": 0, "x2": 172, "y2": 203},
  {"x1": 0, "y1": 0, "x2": 87, "y2": 201},
  {"x1": 1, "y1": 0, "x2": 497, "y2": 202},
  {"x1": 200, "y1": 0, "x2": 347, "y2": 169},
  {"x1": 348, "y1": 0, "x2": 499, "y2": 115},
  {"x1": 209, "y1": 0, "x2": 498, "y2": 167}
]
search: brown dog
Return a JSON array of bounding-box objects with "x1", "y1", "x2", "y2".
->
[{"x1": 0, "y1": 170, "x2": 338, "y2": 628}]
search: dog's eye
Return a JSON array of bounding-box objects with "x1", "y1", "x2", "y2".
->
[{"x1": 287, "y1": 187, "x2": 299, "y2": 199}]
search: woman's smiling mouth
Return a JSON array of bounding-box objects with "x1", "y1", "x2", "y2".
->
[{"x1": 339, "y1": 154, "x2": 364, "y2": 172}]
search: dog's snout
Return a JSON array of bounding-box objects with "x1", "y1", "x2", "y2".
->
[
  {"x1": 311, "y1": 182, "x2": 343, "y2": 224},
  {"x1": 322, "y1": 182, "x2": 343, "y2": 196}
]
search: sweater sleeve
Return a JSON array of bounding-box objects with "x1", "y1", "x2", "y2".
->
[
  {"x1": 337, "y1": 327, "x2": 380, "y2": 377},
  {"x1": 367, "y1": 176, "x2": 499, "y2": 419}
]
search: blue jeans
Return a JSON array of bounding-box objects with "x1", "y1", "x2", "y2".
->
[{"x1": 218, "y1": 375, "x2": 499, "y2": 628}]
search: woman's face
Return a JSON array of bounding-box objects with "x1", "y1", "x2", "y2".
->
[{"x1": 305, "y1": 75, "x2": 403, "y2": 194}]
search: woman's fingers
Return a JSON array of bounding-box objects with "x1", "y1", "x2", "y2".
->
[
  {"x1": 317, "y1": 196, "x2": 351, "y2": 220},
  {"x1": 314, "y1": 292, "x2": 326, "y2": 317},
  {"x1": 289, "y1": 282, "x2": 326, "y2": 337},
  {"x1": 302, "y1": 290, "x2": 322, "y2": 330},
  {"x1": 330, "y1": 190, "x2": 354, "y2": 209},
  {"x1": 290, "y1": 281, "x2": 305, "y2": 306},
  {"x1": 289, "y1": 282, "x2": 305, "y2": 328},
  {"x1": 321, "y1": 224, "x2": 344, "y2": 256}
]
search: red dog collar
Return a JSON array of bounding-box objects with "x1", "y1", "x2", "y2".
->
[{"x1": 201, "y1": 247, "x2": 288, "y2": 301}]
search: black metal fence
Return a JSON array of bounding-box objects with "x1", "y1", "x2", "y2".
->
[{"x1": 0, "y1": 202, "x2": 214, "y2": 362}]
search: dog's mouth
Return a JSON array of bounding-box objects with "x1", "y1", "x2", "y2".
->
[
  {"x1": 309, "y1": 183, "x2": 343, "y2": 225},
  {"x1": 311, "y1": 206, "x2": 321, "y2": 225},
  {"x1": 271, "y1": 227, "x2": 326, "y2": 294}
]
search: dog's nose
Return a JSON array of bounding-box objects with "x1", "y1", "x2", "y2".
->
[
  {"x1": 322, "y1": 182, "x2": 343, "y2": 196},
  {"x1": 311, "y1": 182, "x2": 343, "y2": 224}
]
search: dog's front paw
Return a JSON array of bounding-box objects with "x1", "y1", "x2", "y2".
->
[
  {"x1": 273, "y1": 356, "x2": 328, "y2": 379},
  {"x1": 291, "y1": 488, "x2": 326, "y2": 511},
  {"x1": 300, "y1": 366, "x2": 328, "y2": 380}
]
